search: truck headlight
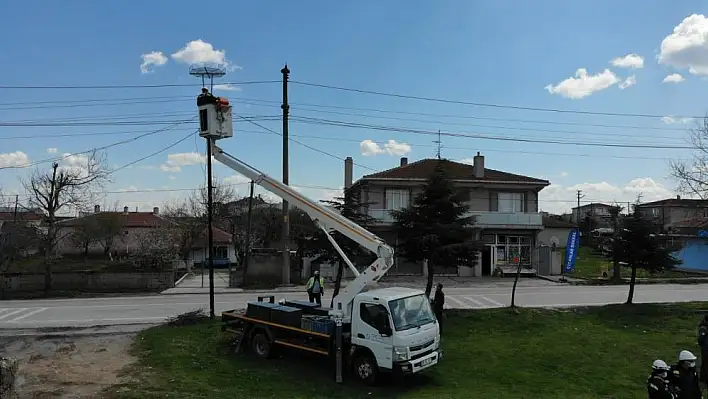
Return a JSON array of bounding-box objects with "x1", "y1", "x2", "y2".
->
[{"x1": 394, "y1": 346, "x2": 409, "y2": 361}]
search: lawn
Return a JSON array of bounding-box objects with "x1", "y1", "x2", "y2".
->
[
  {"x1": 107, "y1": 303, "x2": 708, "y2": 399},
  {"x1": 567, "y1": 246, "x2": 699, "y2": 280}
]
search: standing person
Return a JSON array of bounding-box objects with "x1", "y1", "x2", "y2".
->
[
  {"x1": 432, "y1": 283, "x2": 445, "y2": 335},
  {"x1": 306, "y1": 270, "x2": 324, "y2": 306},
  {"x1": 668, "y1": 350, "x2": 702, "y2": 399},
  {"x1": 647, "y1": 359, "x2": 675, "y2": 399},
  {"x1": 697, "y1": 315, "x2": 708, "y2": 383}
]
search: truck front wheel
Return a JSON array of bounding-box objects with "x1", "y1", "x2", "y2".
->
[
  {"x1": 352, "y1": 353, "x2": 378, "y2": 385},
  {"x1": 251, "y1": 332, "x2": 272, "y2": 359}
]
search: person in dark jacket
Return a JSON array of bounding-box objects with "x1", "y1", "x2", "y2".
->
[
  {"x1": 647, "y1": 359, "x2": 675, "y2": 399},
  {"x1": 432, "y1": 283, "x2": 445, "y2": 334},
  {"x1": 668, "y1": 350, "x2": 702, "y2": 399},
  {"x1": 698, "y1": 315, "x2": 708, "y2": 383}
]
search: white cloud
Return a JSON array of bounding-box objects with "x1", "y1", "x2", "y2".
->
[
  {"x1": 140, "y1": 51, "x2": 168, "y2": 74},
  {"x1": 168, "y1": 175, "x2": 176, "y2": 181},
  {"x1": 46, "y1": 148, "x2": 58, "y2": 154},
  {"x1": 0, "y1": 151, "x2": 30, "y2": 168},
  {"x1": 618, "y1": 75, "x2": 636, "y2": 90},
  {"x1": 213, "y1": 84, "x2": 242, "y2": 92},
  {"x1": 160, "y1": 152, "x2": 206, "y2": 172},
  {"x1": 539, "y1": 177, "x2": 675, "y2": 215},
  {"x1": 360, "y1": 139, "x2": 412, "y2": 157},
  {"x1": 545, "y1": 68, "x2": 620, "y2": 99},
  {"x1": 58, "y1": 153, "x2": 90, "y2": 177},
  {"x1": 610, "y1": 54, "x2": 644, "y2": 69},
  {"x1": 659, "y1": 14, "x2": 708, "y2": 75},
  {"x1": 171, "y1": 40, "x2": 239, "y2": 71},
  {"x1": 661, "y1": 116, "x2": 693, "y2": 124},
  {"x1": 560, "y1": 171, "x2": 569, "y2": 177},
  {"x1": 662, "y1": 73, "x2": 685, "y2": 83}
]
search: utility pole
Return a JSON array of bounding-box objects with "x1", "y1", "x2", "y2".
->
[
  {"x1": 281, "y1": 64, "x2": 291, "y2": 285},
  {"x1": 242, "y1": 181, "x2": 255, "y2": 284},
  {"x1": 206, "y1": 138, "x2": 215, "y2": 319},
  {"x1": 576, "y1": 190, "x2": 584, "y2": 224},
  {"x1": 13, "y1": 195, "x2": 18, "y2": 222}
]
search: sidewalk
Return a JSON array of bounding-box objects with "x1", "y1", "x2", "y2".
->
[{"x1": 160, "y1": 273, "x2": 559, "y2": 295}]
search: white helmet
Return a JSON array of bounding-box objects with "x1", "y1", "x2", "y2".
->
[
  {"x1": 652, "y1": 359, "x2": 670, "y2": 371},
  {"x1": 679, "y1": 350, "x2": 697, "y2": 362}
]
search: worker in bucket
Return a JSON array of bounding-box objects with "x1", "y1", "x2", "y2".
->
[
  {"x1": 432, "y1": 283, "x2": 445, "y2": 334},
  {"x1": 647, "y1": 359, "x2": 675, "y2": 399},
  {"x1": 306, "y1": 270, "x2": 325, "y2": 306},
  {"x1": 668, "y1": 350, "x2": 702, "y2": 399}
]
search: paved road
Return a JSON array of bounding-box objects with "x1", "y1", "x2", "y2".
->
[{"x1": 0, "y1": 282, "x2": 707, "y2": 330}]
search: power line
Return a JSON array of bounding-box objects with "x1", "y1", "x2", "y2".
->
[
  {"x1": 0, "y1": 117, "x2": 196, "y2": 170},
  {"x1": 291, "y1": 116, "x2": 696, "y2": 150},
  {"x1": 291, "y1": 80, "x2": 702, "y2": 120},
  {"x1": 109, "y1": 130, "x2": 198, "y2": 175},
  {"x1": 233, "y1": 115, "x2": 378, "y2": 171},
  {"x1": 0, "y1": 80, "x2": 279, "y2": 90}
]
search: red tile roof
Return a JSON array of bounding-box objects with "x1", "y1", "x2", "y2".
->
[
  {"x1": 191, "y1": 226, "x2": 232, "y2": 247},
  {"x1": 58, "y1": 211, "x2": 174, "y2": 228},
  {"x1": 0, "y1": 212, "x2": 42, "y2": 221},
  {"x1": 637, "y1": 198, "x2": 708, "y2": 208},
  {"x1": 358, "y1": 159, "x2": 549, "y2": 184}
]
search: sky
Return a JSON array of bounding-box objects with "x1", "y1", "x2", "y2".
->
[{"x1": 1, "y1": 0, "x2": 708, "y2": 215}]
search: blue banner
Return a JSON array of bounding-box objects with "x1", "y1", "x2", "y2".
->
[{"x1": 564, "y1": 228, "x2": 580, "y2": 274}]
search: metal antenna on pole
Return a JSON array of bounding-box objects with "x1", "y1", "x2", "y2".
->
[
  {"x1": 433, "y1": 130, "x2": 443, "y2": 159},
  {"x1": 189, "y1": 63, "x2": 227, "y2": 320}
]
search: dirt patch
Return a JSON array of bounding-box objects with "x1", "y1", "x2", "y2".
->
[{"x1": 0, "y1": 333, "x2": 136, "y2": 398}]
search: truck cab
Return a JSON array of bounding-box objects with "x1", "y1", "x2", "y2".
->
[{"x1": 349, "y1": 287, "x2": 442, "y2": 384}]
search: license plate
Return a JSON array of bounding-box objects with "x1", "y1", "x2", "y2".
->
[{"x1": 421, "y1": 357, "x2": 433, "y2": 366}]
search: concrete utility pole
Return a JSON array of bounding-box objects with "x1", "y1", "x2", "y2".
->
[
  {"x1": 13, "y1": 195, "x2": 18, "y2": 222},
  {"x1": 243, "y1": 181, "x2": 255, "y2": 283},
  {"x1": 576, "y1": 190, "x2": 584, "y2": 224},
  {"x1": 281, "y1": 64, "x2": 291, "y2": 285}
]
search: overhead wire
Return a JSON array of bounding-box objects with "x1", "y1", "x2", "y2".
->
[
  {"x1": 0, "y1": 80, "x2": 279, "y2": 90},
  {"x1": 291, "y1": 80, "x2": 702, "y2": 120}
]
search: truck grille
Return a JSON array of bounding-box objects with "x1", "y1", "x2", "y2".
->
[{"x1": 410, "y1": 339, "x2": 434, "y2": 352}]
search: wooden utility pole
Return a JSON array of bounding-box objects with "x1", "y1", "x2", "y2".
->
[
  {"x1": 576, "y1": 190, "x2": 584, "y2": 224},
  {"x1": 281, "y1": 64, "x2": 291, "y2": 285},
  {"x1": 13, "y1": 195, "x2": 18, "y2": 222}
]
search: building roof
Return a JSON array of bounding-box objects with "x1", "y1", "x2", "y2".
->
[
  {"x1": 572, "y1": 202, "x2": 616, "y2": 210},
  {"x1": 191, "y1": 226, "x2": 232, "y2": 247},
  {"x1": 636, "y1": 198, "x2": 708, "y2": 208},
  {"x1": 57, "y1": 211, "x2": 174, "y2": 228},
  {"x1": 542, "y1": 216, "x2": 577, "y2": 228},
  {"x1": 357, "y1": 158, "x2": 549, "y2": 185},
  {"x1": 0, "y1": 211, "x2": 43, "y2": 221}
]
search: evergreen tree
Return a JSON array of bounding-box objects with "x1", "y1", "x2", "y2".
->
[
  {"x1": 612, "y1": 207, "x2": 681, "y2": 304},
  {"x1": 391, "y1": 162, "x2": 483, "y2": 297}
]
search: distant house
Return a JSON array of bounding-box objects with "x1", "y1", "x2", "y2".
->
[
  {"x1": 571, "y1": 203, "x2": 616, "y2": 228},
  {"x1": 636, "y1": 196, "x2": 708, "y2": 233},
  {"x1": 187, "y1": 226, "x2": 237, "y2": 268},
  {"x1": 0, "y1": 209, "x2": 43, "y2": 231},
  {"x1": 55, "y1": 205, "x2": 173, "y2": 256},
  {"x1": 344, "y1": 153, "x2": 551, "y2": 277}
]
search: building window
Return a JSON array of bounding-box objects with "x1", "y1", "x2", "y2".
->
[
  {"x1": 214, "y1": 246, "x2": 228, "y2": 259},
  {"x1": 385, "y1": 189, "x2": 410, "y2": 210},
  {"x1": 498, "y1": 192, "x2": 524, "y2": 213},
  {"x1": 495, "y1": 235, "x2": 532, "y2": 266}
]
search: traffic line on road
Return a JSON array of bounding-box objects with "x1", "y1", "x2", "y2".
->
[
  {"x1": 8, "y1": 307, "x2": 48, "y2": 323},
  {"x1": 445, "y1": 296, "x2": 471, "y2": 309},
  {"x1": 0, "y1": 308, "x2": 28, "y2": 321}
]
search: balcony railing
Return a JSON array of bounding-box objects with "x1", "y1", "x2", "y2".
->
[{"x1": 367, "y1": 209, "x2": 542, "y2": 228}]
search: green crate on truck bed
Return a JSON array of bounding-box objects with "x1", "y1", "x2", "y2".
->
[
  {"x1": 246, "y1": 301, "x2": 280, "y2": 322},
  {"x1": 270, "y1": 305, "x2": 303, "y2": 328}
]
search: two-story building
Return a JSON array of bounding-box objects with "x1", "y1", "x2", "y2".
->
[
  {"x1": 345, "y1": 152, "x2": 550, "y2": 277},
  {"x1": 570, "y1": 203, "x2": 616, "y2": 227},
  {"x1": 636, "y1": 196, "x2": 708, "y2": 233}
]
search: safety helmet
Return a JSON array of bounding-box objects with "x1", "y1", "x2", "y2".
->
[
  {"x1": 679, "y1": 350, "x2": 697, "y2": 362},
  {"x1": 652, "y1": 359, "x2": 670, "y2": 371}
]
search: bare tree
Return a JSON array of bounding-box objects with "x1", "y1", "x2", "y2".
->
[
  {"x1": 94, "y1": 211, "x2": 125, "y2": 257},
  {"x1": 670, "y1": 116, "x2": 708, "y2": 199},
  {"x1": 129, "y1": 228, "x2": 177, "y2": 271},
  {"x1": 22, "y1": 152, "x2": 110, "y2": 292},
  {"x1": 70, "y1": 216, "x2": 99, "y2": 258}
]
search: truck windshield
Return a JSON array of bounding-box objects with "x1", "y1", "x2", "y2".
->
[{"x1": 388, "y1": 294, "x2": 436, "y2": 332}]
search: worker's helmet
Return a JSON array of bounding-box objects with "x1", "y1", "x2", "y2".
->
[
  {"x1": 679, "y1": 350, "x2": 697, "y2": 364},
  {"x1": 652, "y1": 359, "x2": 670, "y2": 371}
]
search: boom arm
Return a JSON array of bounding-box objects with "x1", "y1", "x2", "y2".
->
[{"x1": 210, "y1": 142, "x2": 394, "y2": 321}]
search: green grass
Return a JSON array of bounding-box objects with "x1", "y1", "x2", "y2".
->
[
  {"x1": 567, "y1": 246, "x2": 699, "y2": 280},
  {"x1": 107, "y1": 303, "x2": 708, "y2": 399}
]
